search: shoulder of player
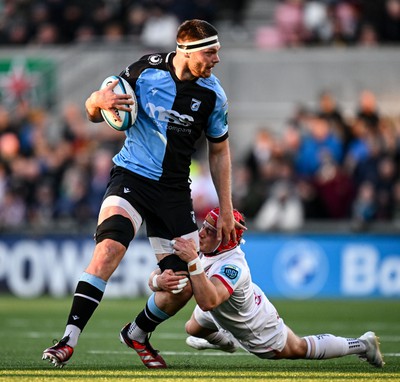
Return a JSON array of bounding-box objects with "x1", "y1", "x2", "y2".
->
[
  {"x1": 121, "y1": 53, "x2": 170, "y2": 79},
  {"x1": 212, "y1": 249, "x2": 247, "y2": 270}
]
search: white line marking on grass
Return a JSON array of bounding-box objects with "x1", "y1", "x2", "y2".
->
[
  {"x1": 26, "y1": 331, "x2": 188, "y2": 339},
  {"x1": 88, "y1": 350, "x2": 400, "y2": 357},
  {"x1": 88, "y1": 350, "x2": 251, "y2": 356}
]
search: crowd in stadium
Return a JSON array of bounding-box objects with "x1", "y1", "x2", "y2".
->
[
  {"x1": 1, "y1": 0, "x2": 400, "y2": 47},
  {"x1": 1, "y1": 88, "x2": 399, "y2": 232},
  {"x1": 1, "y1": 0, "x2": 400, "y2": 232}
]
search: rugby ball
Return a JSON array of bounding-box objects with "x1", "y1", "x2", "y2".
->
[{"x1": 100, "y1": 75, "x2": 137, "y2": 131}]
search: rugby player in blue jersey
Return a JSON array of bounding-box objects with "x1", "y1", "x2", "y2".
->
[{"x1": 43, "y1": 19, "x2": 244, "y2": 369}]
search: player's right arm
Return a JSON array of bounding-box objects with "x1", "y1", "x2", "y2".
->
[
  {"x1": 85, "y1": 79, "x2": 133, "y2": 122},
  {"x1": 173, "y1": 238, "x2": 230, "y2": 311}
]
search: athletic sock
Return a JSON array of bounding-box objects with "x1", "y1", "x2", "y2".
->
[
  {"x1": 205, "y1": 331, "x2": 234, "y2": 347},
  {"x1": 304, "y1": 334, "x2": 367, "y2": 359},
  {"x1": 64, "y1": 272, "x2": 106, "y2": 347},
  {"x1": 62, "y1": 325, "x2": 81, "y2": 348},
  {"x1": 128, "y1": 293, "x2": 170, "y2": 342}
]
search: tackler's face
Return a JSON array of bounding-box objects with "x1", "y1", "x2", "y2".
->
[
  {"x1": 199, "y1": 216, "x2": 219, "y2": 253},
  {"x1": 188, "y1": 46, "x2": 220, "y2": 78}
]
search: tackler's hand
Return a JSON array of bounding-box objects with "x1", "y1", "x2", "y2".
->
[{"x1": 151, "y1": 269, "x2": 189, "y2": 294}]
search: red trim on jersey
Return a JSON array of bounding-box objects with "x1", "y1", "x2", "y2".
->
[{"x1": 212, "y1": 274, "x2": 233, "y2": 295}]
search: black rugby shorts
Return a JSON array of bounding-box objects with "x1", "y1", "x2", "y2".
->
[{"x1": 103, "y1": 166, "x2": 198, "y2": 239}]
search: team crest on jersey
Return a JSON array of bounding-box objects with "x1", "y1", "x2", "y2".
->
[
  {"x1": 220, "y1": 264, "x2": 241, "y2": 284},
  {"x1": 148, "y1": 54, "x2": 163, "y2": 65},
  {"x1": 191, "y1": 98, "x2": 201, "y2": 111}
]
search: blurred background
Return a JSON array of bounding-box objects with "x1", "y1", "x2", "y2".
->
[{"x1": 0, "y1": 0, "x2": 399, "y2": 300}]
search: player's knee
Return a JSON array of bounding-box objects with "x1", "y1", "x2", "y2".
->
[
  {"x1": 185, "y1": 319, "x2": 196, "y2": 335},
  {"x1": 95, "y1": 215, "x2": 134, "y2": 249},
  {"x1": 176, "y1": 281, "x2": 193, "y2": 301}
]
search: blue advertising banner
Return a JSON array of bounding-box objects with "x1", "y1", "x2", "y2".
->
[
  {"x1": 245, "y1": 234, "x2": 400, "y2": 299},
  {"x1": 0, "y1": 234, "x2": 399, "y2": 298}
]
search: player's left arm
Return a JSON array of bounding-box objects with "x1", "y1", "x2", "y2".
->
[{"x1": 208, "y1": 139, "x2": 235, "y2": 244}]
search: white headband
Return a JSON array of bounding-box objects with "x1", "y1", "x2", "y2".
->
[{"x1": 177, "y1": 35, "x2": 220, "y2": 53}]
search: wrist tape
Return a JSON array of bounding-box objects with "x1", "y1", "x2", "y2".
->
[
  {"x1": 152, "y1": 274, "x2": 160, "y2": 290},
  {"x1": 187, "y1": 257, "x2": 204, "y2": 276}
]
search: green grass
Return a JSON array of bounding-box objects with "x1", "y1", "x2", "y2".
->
[{"x1": 0, "y1": 296, "x2": 399, "y2": 381}]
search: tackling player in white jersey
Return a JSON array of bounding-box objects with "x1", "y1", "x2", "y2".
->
[{"x1": 154, "y1": 207, "x2": 384, "y2": 367}]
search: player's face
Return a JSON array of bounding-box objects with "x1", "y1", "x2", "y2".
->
[
  {"x1": 199, "y1": 218, "x2": 219, "y2": 252},
  {"x1": 188, "y1": 46, "x2": 220, "y2": 78}
]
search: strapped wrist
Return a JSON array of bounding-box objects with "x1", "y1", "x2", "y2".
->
[
  {"x1": 152, "y1": 274, "x2": 160, "y2": 290},
  {"x1": 187, "y1": 257, "x2": 204, "y2": 276}
]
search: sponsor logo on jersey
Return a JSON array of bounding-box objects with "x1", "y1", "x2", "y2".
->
[
  {"x1": 220, "y1": 264, "x2": 241, "y2": 284},
  {"x1": 146, "y1": 102, "x2": 194, "y2": 127},
  {"x1": 148, "y1": 54, "x2": 163, "y2": 65},
  {"x1": 191, "y1": 98, "x2": 201, "y2": 111}
]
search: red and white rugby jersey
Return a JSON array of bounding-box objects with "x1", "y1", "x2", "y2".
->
[{"x1": 201, "y1": 247, "x2": 273, "y2": 342}]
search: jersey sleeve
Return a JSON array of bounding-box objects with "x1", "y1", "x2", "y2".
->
[
  {"x1": 205, "y1": 78, "x2": 229, "y2": 143},
  {"x1": 212, "y1": 263, "x2": 242, "y2": 295}
]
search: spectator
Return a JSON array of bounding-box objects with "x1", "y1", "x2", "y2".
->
[
  {"x1": 313, "y1": 152, "x2": 355, "y2": 219},
  {"x1": 351, "y1": 181, "x2": 377, "y2": 231},
  {"x1": 243, "y1": 128, "x2": 274, "y2": 184},
  {"x1": 355, "y1": 90, "x2": 380, "y2": 132},
  {"x1": 253, "y1": 159, "x2": 304, "y2": 231},
  {"x1": 125, "y1": 5, "x2": 148, "y2": 39},
  {"x1": 317, "y1": 90, "x2": 353, "y2": 152},
  {"x1": 378, "y1": 0, "x2": 400, "y2": 43},
  {"x1": 358, "y1": 22, "x2": 379, "y2": 47},
  {"x1": 391, "y1": 180, "x2": 400, "y2": 227},
  {"x1": 333, "y1": 1, "x2": 361, "y2": 45},
  {"x1": 0, "y1": 187, "x2": 26, "y2": 229},
  {"x1": 140, "y1": 5, "x2": 179, "y2": 49},
  {"x1": 55, "y1": 164, "x2": 92, "y2": 224},
  {"x1": 190, "y1": 160, "x2": 219, "y2": 222},
  {"x1": 294, "y1": 113, "x2": 344, "y2": 177},
  {"x1": 274, "y1": 0, "x2": 306, "y2": 47},
  {"x1": 375, "y1": 155, "x2": 397, "y2": 220},
  {"x1": 29, "y1": 180, "x2": 56, "y2": 227},
  {"x1": 303, "y1": 0, "x2": 332, "y2": 44}
]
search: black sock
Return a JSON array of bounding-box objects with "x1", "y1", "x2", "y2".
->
[
  {"x1": 66, "y1": 281, "x2": 104, "y2": 331},
  {"x1": 135, "y1": 303, "x2": 167, "y2": 333}
]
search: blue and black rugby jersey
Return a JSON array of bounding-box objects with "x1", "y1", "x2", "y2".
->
[{"x1": 113, "y1": 52, "x2": 229, "y2": 185}]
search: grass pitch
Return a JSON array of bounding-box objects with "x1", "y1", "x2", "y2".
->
[{"x1": 0, "y1": 296, "x2": 399, "y2": 381}]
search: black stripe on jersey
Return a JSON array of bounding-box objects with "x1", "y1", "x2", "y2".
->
[{"x1": 207, "y1": 131, "x2": 229, "y2": 143}]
